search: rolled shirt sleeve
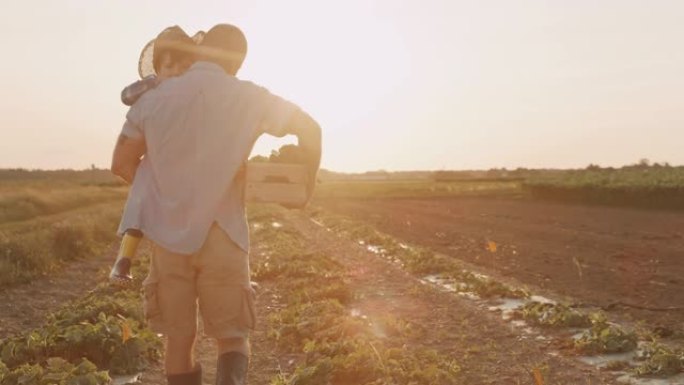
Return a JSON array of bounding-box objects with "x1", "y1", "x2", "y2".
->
[
  {"x1": 255, "y1": 85, "x2": 298, "y2": 138},
  {"x1": 120, "y1": 104, "x2": 144, "y2": 140}
]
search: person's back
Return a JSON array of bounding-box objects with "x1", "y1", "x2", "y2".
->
[{"x1": 122, "y1": 60, "x2": 296, "y2": 253}]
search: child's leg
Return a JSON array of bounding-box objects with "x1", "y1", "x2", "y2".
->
[
  {"x1": 110, "y1": 229, "x2": 143, "y2": 285},
  {"x1": 119, "y1": 229, "x2": 143, "y2": 260}
]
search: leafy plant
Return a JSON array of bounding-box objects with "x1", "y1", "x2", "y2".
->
[
  {"x1": 574, "y1": 313, "x2": 637, "y2": 354},
  {"x1": 0, "y1": 358, "x2": 110, "y2": 385},
  {"x1": 252, "y1": 206, "x2": 463, "y2": 384},
  {"x1": 517, "y1": 301, "x2": 591, "y2": 328},
  {"x1": 309, "y1": 209, "x2": 530, "y2": 300},
  {"x1": 633, "y1": 342, "x2": 684, "y2": 377},
  {"x1": 0, "y1": 253, "x2": 161, "y2": 377}
]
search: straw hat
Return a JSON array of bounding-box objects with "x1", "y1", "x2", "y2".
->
[
  {"x1": 137, "y1": 26, "x2": 205, "y2": 79},
  {"x1": 194, "y1": 24, "x2": 247, "y2": 69}
]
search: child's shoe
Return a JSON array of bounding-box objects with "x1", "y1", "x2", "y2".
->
[{"x1": 109, "y1": 257, "x2": 133, "y2": 287}]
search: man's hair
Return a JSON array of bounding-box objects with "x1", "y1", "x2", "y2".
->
[
  {"x1": 152, "y1": 26, "x2": 196, "y2": 73},
  {"x1": 199, "y1": 24, "x2": 248, "y2": 75}
]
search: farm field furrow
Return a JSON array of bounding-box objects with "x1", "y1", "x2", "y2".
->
[
  {"x1": 0, "y1": 248, "x2": 161, "y2": 384},
  {"x1": 316, "y1": 196, "x2": 684, "y2": 333},
  {"x1": 110, "y1": 205, "x2": 620, "y2": 384},
  {"x1": 282, "y1": 209, "x2": 618, "y2": 384},
  {"x1": 4, "y1": 178, "x2": 683, "y2": 383}
]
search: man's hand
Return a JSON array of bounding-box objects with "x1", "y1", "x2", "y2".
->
[
  {"x1": 279, "y1": 108, "x2": 321, "y2": 209},
  {"x1": 304, "y1": 154, "x2": 319, "y2": 203},
  {"x1": 111, "y1": 134, "x2": 146, "y2": 184}
]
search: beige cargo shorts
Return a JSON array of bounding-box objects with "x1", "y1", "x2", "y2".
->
[{"x1": 142, "y1": 223, "x2": 256, "y2": 339}]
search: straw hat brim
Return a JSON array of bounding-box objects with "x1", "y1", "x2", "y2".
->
[{"x1": 138, "y1": 31, "x2": 206, "y2": 79}]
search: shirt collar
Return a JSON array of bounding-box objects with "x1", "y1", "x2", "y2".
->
[{"x1": 188, "y1": 61, "x2": 225, "y2": 73}]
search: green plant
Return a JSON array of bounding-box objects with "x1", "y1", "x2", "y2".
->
[
  {"x1": 0, "y1": 358, "x2": 111, "y2": 385},
  {"x1": 0, "y1": 253, "x2": 161, "y2": 377},
  {"x1": 309, "y1": 209, "x2": 530, "y2": 300},
  {"x1": 517, "y1": 301, "x2": 591, "y2": 328},
  {"x1": 252, "y1": 206, "x2": 463, "y2": 384},
  {"x1": 574, "y1": 313, "x2": 637, "y2": 354},
  {"x1": 454, "y1": 271, "x2": 529, "y2": 299},
  {"x1": 633, "y1": 342, "x2": 684, "y2": 377}
]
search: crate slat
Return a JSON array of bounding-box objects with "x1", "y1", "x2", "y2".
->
[
  {"x1": 245, "y1": 163, "x2": 308, "y2": 205},
  {"x1": 246, "y1": 163, "x2": 308, "y2": 184}
]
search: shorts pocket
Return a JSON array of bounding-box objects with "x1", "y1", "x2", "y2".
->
[
  {"x1": 200, "y1": 284, "x2": 256, "y2": 337},
  {"x1": 143, "y1": 280, "x2": 162, "y2": 322}
]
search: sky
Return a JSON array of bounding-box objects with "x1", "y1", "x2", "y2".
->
[{"x1": 0, "y1": 0, "x2": 682, "y2": 172}]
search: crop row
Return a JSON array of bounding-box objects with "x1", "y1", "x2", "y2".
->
[
  {"x1": 524, "y1": 167, "x2": 684, "y2": 189},
  {"x1": 249, "y1": 206, "x2": 462, "y2": 384},
  {"x1": 307, "y1": 208, "x2": 528, "y2": 300},
  {"x1": 307, "y1": 208, "x2": 684, "y2": 378},
  {"x1": 0, "y1": 254, "x2": 161, "y2": 384},
  {"x1": 523, "y1": 167, "x2": 684, "y2": 209}
]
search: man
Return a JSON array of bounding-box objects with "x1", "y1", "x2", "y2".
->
[{"x1": 111, "y1": 23, "x2": 322, "y2": 385}]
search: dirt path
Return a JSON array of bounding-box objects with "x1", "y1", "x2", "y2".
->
[
  {"x1": 0, "y1": 243, "x2": 118, "y2": 338},
  {"x1": 317, "y1": 197, "x2": 684, "y2": 331}
]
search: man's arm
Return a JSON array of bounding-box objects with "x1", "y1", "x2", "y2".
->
[
  {"x1": 281, "y1": 109, "x2": 322, "y2": 200},
  {"x1": 111, "y1": 134, "x2": 146, "y2": 184},
  {"x1": 253, "y1": 84, "x2": 322, "y2": 203}
]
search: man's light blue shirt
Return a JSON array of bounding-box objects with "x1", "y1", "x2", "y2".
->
[{"x1": 118, "y1": 61, "x2": 296, "y2": 253}]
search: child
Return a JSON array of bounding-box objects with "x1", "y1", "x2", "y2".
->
[{"x1": 109, "y1": 26, "x2": 200, "y2": 286}]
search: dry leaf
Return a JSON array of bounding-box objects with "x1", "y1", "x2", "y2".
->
[
  {"x1": 572, "y1": 256, "x2": 583, "y2": 280},
  {"x1": 120, "y1": 320, "x2": 132, "y2": 343},
  {"x1": 487, "y1": 241, "x2": 497, "y2": 253},
  {"x1": 532, "y1": 367, "x2": 545, "y2": 385}
]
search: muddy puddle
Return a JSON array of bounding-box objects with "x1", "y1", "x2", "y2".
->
[
  {"x1": 388, "y1": 250, "x2": 683, "y2": 384},
  {"x1": 111, "y1": 373, "x2": 142, "y2": 385}
]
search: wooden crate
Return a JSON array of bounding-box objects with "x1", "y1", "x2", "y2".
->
[{"x1": 245, "y1": 163, "x2": 308, "y2": 205}]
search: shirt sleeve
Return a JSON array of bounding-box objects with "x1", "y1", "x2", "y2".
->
[
  {"x1": 254, "y1": 84, "x2": 298, "y2": 138},
  {"x1": 120, "y1": 103, "x2": 144, "y2": 140},
  {"x1": 121, "y1": 75, "x2": 159, "y2": 106}
]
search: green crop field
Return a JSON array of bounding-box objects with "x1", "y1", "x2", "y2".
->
[
  {"x1": 315, "y1": 164, "x2": 684, "y2": 210},
  {"x1": 313, "y1": 179, "x2": 521, "y2": 200},
  {"x1": 523, "y1": 165, "x2": 684, "y2": 209},
  {"x1": 3, "y1": 167, "x2": 684, "y2": 384}
]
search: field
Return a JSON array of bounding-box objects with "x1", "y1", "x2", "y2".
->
[
  {"x1": 523, "y1": 165, "x2": 684, "y2": 209},
  {"x1": 1, "y1": 169, "x2": 684, "y2": 384}
]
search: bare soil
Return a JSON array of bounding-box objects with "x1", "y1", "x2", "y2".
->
[{"x1": 316, "y1": 196, "x2": 684, "y2": 332}]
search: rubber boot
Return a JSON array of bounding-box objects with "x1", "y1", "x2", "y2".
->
[
  {"x1": 167, "y1": 365, "x2": 202, "y2": 385},
  {"x1": 216, "y1": 352, "x2": 248, "y2": 385},
  {"x1": 109, "y1": 257, "x2": 133, "y2": 287}
]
